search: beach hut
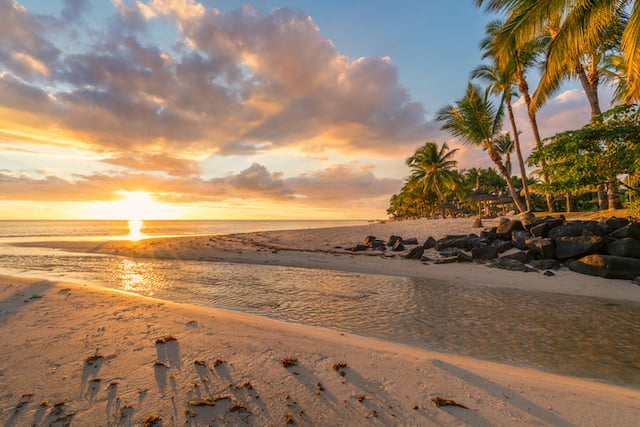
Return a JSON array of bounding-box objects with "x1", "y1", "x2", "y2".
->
[{"x1": 464, "y1": 184, "x2": 499, "y2": 227}]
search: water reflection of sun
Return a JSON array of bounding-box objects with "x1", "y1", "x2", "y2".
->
[{"x1": 128, "y1": 219, "x2": 143, "y2": 240}]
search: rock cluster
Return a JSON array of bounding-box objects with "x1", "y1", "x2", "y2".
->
[{"x1": 352, "y1": 216, "x2": 640, "y2": 282}]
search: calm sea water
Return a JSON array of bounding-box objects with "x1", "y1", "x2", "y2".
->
[{"x1": 0, "y1": 220, "x2": 639, "y2": 388}]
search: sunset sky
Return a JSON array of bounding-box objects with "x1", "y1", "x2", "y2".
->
[{"x1": 0, "y1": 0, "x2": 611, "y2": 220}]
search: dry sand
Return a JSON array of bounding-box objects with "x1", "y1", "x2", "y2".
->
[
  {"x1": 1, "y1": 275, "x2": 639, "y2": 426},
  {"x1": 3, "y1": 217, "x2": 640, "y2": 425}
]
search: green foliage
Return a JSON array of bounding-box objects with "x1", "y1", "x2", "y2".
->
[
  {"x1": 529, "y1": 104, "x2": 640, "y2": 195},
  {"x1": 626, "y1": 199, "x2": 640, "y2": 219}
]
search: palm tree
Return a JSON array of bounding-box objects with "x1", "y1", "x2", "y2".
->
[
  {"x1": 494, "y1": 134, "x2": 514, "y2": 176},
  {"x1": 406, "y1": 142, "x2": 459, "y2": 208},
  {"x1": 479, "y1": 19, "x2": 554, "y2": 211},
  {"x1": 471, "y1": 61, "x2": 534, "y2": 211},
  {"x1": 476, "y1": 0, "x2": 640, "y2": 102},
  {"x1": 436, "y1": 83, "x2": 527, "y2": 213}
]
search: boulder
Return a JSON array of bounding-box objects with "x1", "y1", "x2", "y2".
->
[
  {"x1": 488, "y1": 258, "x2": 535, "y2": 272},
  {"x1": 457, "y1": 252, "x2": 473, "y2": 263},
  {"x1": 607, "y1": 238, "x2": 640, "y2": 259},
  {"x1": 422, "y1": 236, "x2": 436, "y2": 249},
  {"x1": 549, "y1": 223, "x2": 582, "y2": 240},
  {"x1": 599, "y1": 217, "x2": 629, "y2": 233},
  {"x1": 391, "y1": 240, "x2": 405, "y2": 252},
  {"x1": 610, "y1": 222, "x2": 640, "y2": 239},
  {"x1": 496, "y1": 220, "x2": 524, "y2": 239},
  {"x1": 569, "y1": 254, "x2": 640, "y2": 279},
  {"x1": 529, "y1": 259, "x2": 561, "y2": 271},
  {"x1": 495, "y1": 240, "x2": 514, "y2": 253},
  {"x1": 435, "y1": 235, "x2": 468, "y2": 250},
  {"x1": 580, "y1": 220, "x2": 606, "y2": 237},
  {"x1": 512, "y1": 230, "x2": 532, "y2": 250},
  {"x1": 404, "y1": 246, "x2": 424, "y2": 259},
  {"x1": 363, "y1": 236, "x2": 377, "y2": 246},
  {"x1": 349, "y1": 244, "x2": 368, "y2": 252},
  {"x1": 480, "y1": 227, "x2": 497, "y2": 241},
  {"x1": 502, "y1": 250, "x2": 537, "y2": 263},
  {"x1": 434, "y1": 257, "x2": 457, "y2": 264},
  {"x1": 554, "y1": 235, "x2": 605, "y2": 260},
  {"x1": 370, "y1": 240, "x2": 387, "y2": 250},
  {"x1": 529, "y1": 222, "x2": 551, "y2": 238},
  {"x1": 388, "y1": 235, "x2": 403, "y2": 247},
  {"x1": 526, "y1": 238, "x2": 556, "y2": 259},
  {"x1": 439, "y1": 247, "x2": 460, "y2": 257},
  {"x1": 403, "y1": 237, "x2": 419, "y2": 245},
  {"x1": 472, "y1": 245, "x2": 498, "y2": 260}
]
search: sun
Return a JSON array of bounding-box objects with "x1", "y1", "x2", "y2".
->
[{"x1": 84, "y1": 190, "x2": 181, "y2": 221}]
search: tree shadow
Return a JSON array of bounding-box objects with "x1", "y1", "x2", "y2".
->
[
  {"x1": 155, "y1": 340, "x2": 181, "y2": 370},
  {"x1": 433, "y1": 359, "x2": 576, "y2": 427}
]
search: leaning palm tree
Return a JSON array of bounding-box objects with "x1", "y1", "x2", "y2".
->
[
  {"x1": 494, "y1": 134, "x2": 514, "y2": 176},
  {"x1": 480, "y1": 19, "x2": 554, "y2": 211},
  {"x1": 471, "y1": 61, "x2": 534, "y2": 211},
  {"x1": 436, "y1": 83, "x2": 527, "y2": 213},
  {"x1": 476, "y1": 0, "x2": 640, "y2": 102},
  {"x1": 406, "y1": 141, "x2": 459, "y2": 207}
]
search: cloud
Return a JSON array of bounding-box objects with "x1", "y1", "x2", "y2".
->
[{"x1": 0, "y1": 1, "x2": 433, "y2": 177}]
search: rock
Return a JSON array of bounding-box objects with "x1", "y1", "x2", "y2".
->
[
  {"x1": 392, "y1": 240, "x2": 405, "y2": 252},
  {"x1": 422, "y1": 236, "x2": 436, "y2": 249},
  {"x1": 480, "y1": 227, "x2": 497, "y2": 241},
  {"x1": 512, "y1": 230, "x2": 532, "y2": 250},
  {"x1": 472, "y1": 245, "x2": 498, "y2": 260},
  {"x1": 388, "y1": 235, "x2": 403, "y2": 247},
  {"x1": 543, "y1": 270, "x2": 555, "y2": 277},
  {"x1": 529, "y1": 222, "x2": 551, "y2": 238},
  {"x1": 580, "y1": 220, "x2": 606, "y2": 237},
  {"x1": 439, "y1": 247, "x2": 460, "y2": 257},
  {"x1": 555, "y1": 236, "x2": 605, "y2": 260},
  {"x1": 434, "y1": 257, "x2": 457, "y2": 264},
  {"x1": 526, "y1": 238, "x2": 556, "y2": 259},
  {"x1": 569, "y1": 254, "x2": 640, "y2": 279},
  {"x1": 370, "y1": 241, "x2": 387, "y2": 250},
  {"x1": 488, "y1": 258, "x2": 535, "y2": 272},
  {"x1": 502, "y1": 250, "x2": 537, "y2": 263},
  {"x1": 349, "y1": 244, "x2": 368, "y2": 252},
  {"x1": 403, "y1": 237, "x2": 419, "y2": 245},
  {"x1": 529, "y1": 259, "x2": 560, "y2": 270},
  {"x1": 549, "y1": 223, "x2": 582, "y2": 240},
  {"x1": 435, "y1": 235, "x2": 468, "y2": 251},
  {"x1": 457, "y1": 252, "x2": 473, "y2": 263},
  {"x1": 495, "y1": 240, "x2": 514, "y2": 253},
  {"x1": 634, "y1": 276, "x2": 640, "y2": 285},
  {"x1": 363, "y1": 236, "x2": 377, "y2": 246},
  {"x1": 610, "y1": 222, "x2": 640, "y2": 239},
  {"x1": 405, "y1": 246, "x2": 424, "y2": 260},
  {"x1": 496, "y1": 220, "x2": 524, "y2": 239},
  {"x1": 516, "y1": 211, "x2": 536, "y2": 221},
  {"x1": 599, "y1": 217, "x2": 629, "y2": 233},
  {"x1": 607, "y1": 238, "x2": 640, "y2": 258}
]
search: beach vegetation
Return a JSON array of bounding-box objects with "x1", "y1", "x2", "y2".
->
[
  {"x1": 155, "y1": 335, "x2": 177, "y2": 344},
  {"x1": 332, "y1": 361, "x2": 348, "y2": 371},
  {"x1": 437, "y1": 83, "x2": 528, "y2": 213},
  {"x1": 213, "y1": 358, "x2": 226, "y2": 367},
  {"x1": 529, "y1": 104, "x2": 640, "y2": 210}
]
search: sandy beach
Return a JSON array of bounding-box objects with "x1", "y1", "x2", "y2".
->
[{"x1": 2, "y1": 217, "x2": 640, "y2": 425}]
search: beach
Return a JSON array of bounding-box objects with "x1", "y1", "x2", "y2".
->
[{"x1": 2, "y1": 218, "x2": 640, "y2": 426}]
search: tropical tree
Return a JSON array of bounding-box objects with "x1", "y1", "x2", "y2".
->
[
  {"x1": 471, "y1": 61, "x2": 535, "y2": 210},
  {"x1": 476, "y1": 0, "x2": 640, "y2": 103},
  {"x1": 479, "y1": 19, "x2": 554, "y2": 211},
  {"x1": 529, "y1": 104, "x2": 640, "y2": 209},
  {"x1": 436, "y1": 82, "x2": 527, "y2": 213},
  {"x1": 406, "y1": 141, "x2": 459, "y2": 206}
]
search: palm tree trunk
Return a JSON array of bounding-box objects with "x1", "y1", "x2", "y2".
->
[
  {"x1": 565, "y1": 193, "x2": 572, "y2": 212},
  {"x1": 597, "y1": 183, "x2": 608, "y2": 210},
  {"x1": 576, "y1": 66, "x2": 601, "y2": 116},
  {"x1": 507, "y1": 101, "x2": 534, "y2": 211},
  {"x1": 486, "y1": 146, "x2": 527, "y2": 213},
  {"x1": 518, "y1": 72, "x2": 554, "y2": 211},
  {"x1": 608, "y1": 180, "x2": 622, "y2": 209}
]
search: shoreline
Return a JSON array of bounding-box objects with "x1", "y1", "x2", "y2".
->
[
  {"x1": 16, "y1": 217, "x2": 640, "y2": 303},
  {"x1": 1, "y1": 274, "x2": 639, "y2": 425}
]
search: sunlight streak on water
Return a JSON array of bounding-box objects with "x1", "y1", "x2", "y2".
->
[{"x1": 128, "y1": 219, "x2": 143, "y2": 241}]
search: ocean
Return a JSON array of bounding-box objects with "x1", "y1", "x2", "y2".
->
[{"x1": 1, "y1": 220, "x2": 639, "y2": 388}]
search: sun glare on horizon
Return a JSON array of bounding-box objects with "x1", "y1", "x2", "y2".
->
[{"x1": 84, "y1": 190, "x2": 182, "y2": 222}]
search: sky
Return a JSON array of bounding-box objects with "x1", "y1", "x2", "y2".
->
[{"x1": 0, "y1": 0, "x2": 611, "y2": 220}]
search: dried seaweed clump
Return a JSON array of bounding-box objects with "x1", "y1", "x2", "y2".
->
[
  {"x1": 142, "y1": 414, "x2": 163, "y2": 426},
  {"x1": 155, "y1": 335, "x2": 177, "y2": 344},
  {"x1": 279, "y1": 357, "x2": 299, "y2": 368}
]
